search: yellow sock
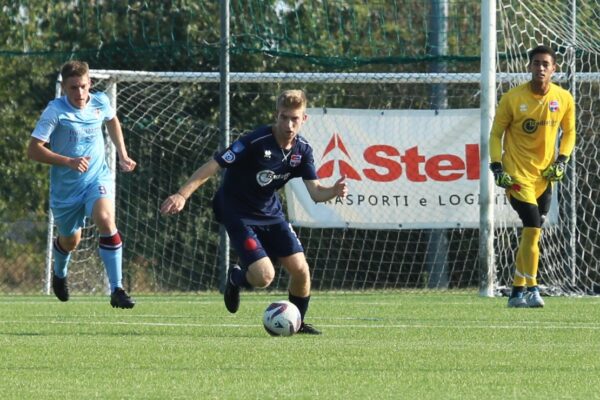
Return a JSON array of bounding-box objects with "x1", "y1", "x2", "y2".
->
[
  {"x1": 513, "y1": 227, "x2": 541, "y2": 287},
  {"x1": 513, "y1": 245, "x2": 526, "y2": 287}
]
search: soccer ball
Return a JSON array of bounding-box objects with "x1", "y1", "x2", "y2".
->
[{"x1": 262, "y1": 300, "x2": 302, "y2": 337}]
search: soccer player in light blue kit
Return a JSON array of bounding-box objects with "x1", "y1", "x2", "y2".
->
[
  {"x1": 28, "y1": 60, "x2": 137, "y2": 308},
  {"x1": 160, "y1": 89, "x2": 347, "y2": 334}
]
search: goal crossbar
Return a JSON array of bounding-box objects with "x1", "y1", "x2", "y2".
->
[{"x1": 90, "y1": 70, "x2": 600, "y2": 84}]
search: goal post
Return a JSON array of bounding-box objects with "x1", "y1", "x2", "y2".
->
[{"x1": 479, "y1": 0, "x2": 497, "y2": 297}]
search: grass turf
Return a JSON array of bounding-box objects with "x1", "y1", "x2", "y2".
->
[{"x1": 1, "y1": 292, "x2": 599, "y2": 399}]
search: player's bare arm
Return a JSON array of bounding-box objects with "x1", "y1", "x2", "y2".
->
[
  {"x1": 27, "y1": 137, "x2": 90, "y2": 172},
  {"x1": 303, "y1": 175, "x2": 347, "y2": 203},
  {"x1": 105, "y1": 116, "x2": 136, "y2": 172},
  {"x1": 160, "y1": 158, "x2": 221, "y2": 215}
]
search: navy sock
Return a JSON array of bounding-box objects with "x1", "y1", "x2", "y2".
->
[
  {"x1": 231, "y1": 265, "x2": 252, "y2": 289},
  {"x1": 288, "y1": 292, "x2": 310, "y2": 321}
]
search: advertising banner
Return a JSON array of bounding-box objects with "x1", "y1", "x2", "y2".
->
[{"x1": 286, "y1": 108, "x2": 557, "y2": 229}]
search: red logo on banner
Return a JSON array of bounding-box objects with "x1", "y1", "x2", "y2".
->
[
  {"x1": 317, "y1": 133, "x2": 362, "y2": 180},
  {"x1": 316, "y1": 133, "x2": 480, "y2": 183}
]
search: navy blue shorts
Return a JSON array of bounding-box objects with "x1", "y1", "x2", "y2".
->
[{"x1": 224, "y1": 220, "x2": 304, "y2": 268}]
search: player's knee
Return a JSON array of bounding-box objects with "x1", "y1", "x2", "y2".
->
[
  {"x1": 248, "y1": 264, "x2": 275, "y2": 288},
  {"x1": 58, "y1": 235, "x2": 80, "y2": 252},
  {"x1": 287, "y1": 262, "x2": 310, "y2": 282},
  {"x1": 94, "y1": 212, "x2": 115, "y2": 232},
  {"x1": 92, "y1": 202, "x2": 115, "y2": 232},
  {"x1": 254, "y1": 271, "x2": 275, "y2": 288}
]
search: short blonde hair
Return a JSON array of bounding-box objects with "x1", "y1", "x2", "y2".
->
[
  {"x1": 276, "y1": 89, "x2": 307, "y2": 111},
  {"x1": 60, "y1": 60, "x2": 89, "y2": 82}
]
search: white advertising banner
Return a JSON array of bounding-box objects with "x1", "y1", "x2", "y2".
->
[{"x1": 285, "y1": 108, "x2": 557, "y2": 229}]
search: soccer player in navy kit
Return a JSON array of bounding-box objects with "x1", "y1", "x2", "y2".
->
[
  {"x1": 161, "y1": 89, "x2": 347, "y2": 334},
  {"x1": 28, "y1": 60, "x2": 137, "y2": 308},
  {"x1": 489, "y1": 46, "x2": 576, "y2": 308}
]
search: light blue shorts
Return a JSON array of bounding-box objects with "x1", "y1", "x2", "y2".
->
[{"x1": 52, "y1": 180, "x2": 114, "y2": 237}]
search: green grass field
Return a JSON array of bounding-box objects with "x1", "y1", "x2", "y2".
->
[{"x1": 1, "y1": 292, "x2": 599, "y2": 399}]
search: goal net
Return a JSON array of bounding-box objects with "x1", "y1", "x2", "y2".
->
[
  {"x1": 57, "y1": 72, "x2": 487, "y2": 294},
  {"x1": 494, "y1": 1, "x2": 600, "y2": 295}
]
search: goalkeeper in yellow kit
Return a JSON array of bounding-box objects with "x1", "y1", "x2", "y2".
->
[{"x1": 489, "y1": 45, "x2": 576, "y2": 308}]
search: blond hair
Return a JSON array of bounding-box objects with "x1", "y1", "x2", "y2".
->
[
  {"x1": 60, "y1": 60, "x2": 90, "y2": 82},
  {"x1": 276, "y1": 89, "x2": 307, "y2": 111}
]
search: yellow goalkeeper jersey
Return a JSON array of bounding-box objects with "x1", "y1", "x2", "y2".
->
[{"x1": 489, "y1": 81, "x2": 576, "y2": 199}]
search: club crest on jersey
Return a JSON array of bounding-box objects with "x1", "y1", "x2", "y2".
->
[
  {"x1": 549, "y1": 100, "x2": 559, "y2": 112},
  {"x1": 290, "y1": 154, "x2": 302, "y2": 167},
  {"x1": 232, "y1": 141, "x2": 245, "y2": 153},
  {"x1": 264, "y1": 150, "x2": 272, "y2": 159},
  {"x1": 222, "y1": 150, "x2": 236, "y2": 163}
]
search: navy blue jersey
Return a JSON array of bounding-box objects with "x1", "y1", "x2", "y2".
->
[{"x1": 213, "y1": 125, "x2": 317, "y2": 225}]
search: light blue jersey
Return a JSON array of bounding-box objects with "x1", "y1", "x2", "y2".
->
[{"x1": 32, "y1": 92, "x2": 115, "y2": 208}]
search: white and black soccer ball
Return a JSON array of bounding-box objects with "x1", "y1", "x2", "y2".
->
[{"x1": 263, "y1": 300, "x2": 302, "y2": 337}]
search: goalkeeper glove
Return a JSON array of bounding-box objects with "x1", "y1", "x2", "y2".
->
[
  {"x1": 542, "y1": 155, "x2": 569, "y2": 182},
  {"x1": 490, "y1": 162, "x2": 514, "y2": 189}
]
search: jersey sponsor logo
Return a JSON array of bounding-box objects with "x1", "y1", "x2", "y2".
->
[
  {"x1": 290, "y1": 154, "x2": 302, "y2": 167},
  {"x1": 317, "y1": 133, "x2": 480, "y2": 182},
  {"x1": 232, "y1": 140, "x2": 245, "y2": 153},
  {"x1": 222, "y1": 150, "x2": 236, "y2": 163},
  {"x1": 549, "y1": 100, "x2": 559, "y2": 112},
  {"x1": 522, "y1": 118, "x2": 558, "y2": 134},
  {"x1": 256, "y1": 170, "x2": 291, "y2": 186},
  {"x1": 522, "y1": 118, "x2": 537, "y2": 134}
]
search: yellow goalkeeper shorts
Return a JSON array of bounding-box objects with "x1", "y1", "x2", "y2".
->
[{"x1": 506, "y1": 177, "x2": 551, "y2": 205}]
